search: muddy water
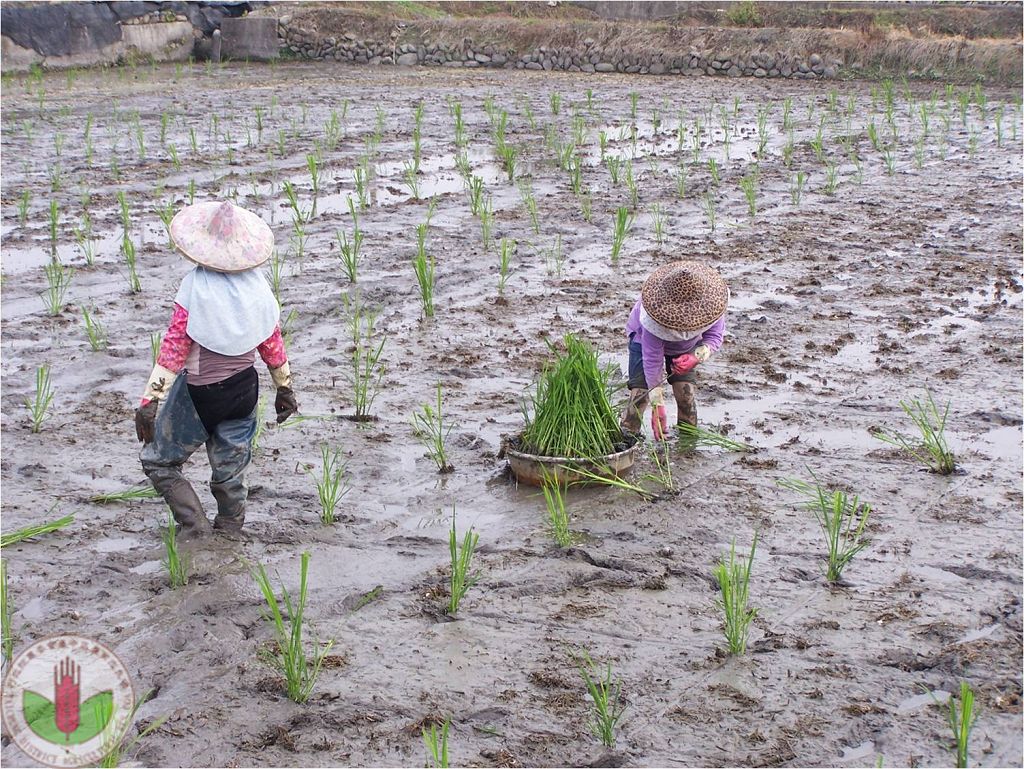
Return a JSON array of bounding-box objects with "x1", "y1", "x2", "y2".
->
[{"x1": 1, "y1": 62, "x2": 1021, "y2": 767}]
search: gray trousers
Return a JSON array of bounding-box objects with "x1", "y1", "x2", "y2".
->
[{"x1": 140, "y1": 374, "x2": 256, "y2": 526}]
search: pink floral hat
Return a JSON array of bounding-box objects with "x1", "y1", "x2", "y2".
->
[{"x1": 169, "y1": 201, "x2": 274, "y2": 273}]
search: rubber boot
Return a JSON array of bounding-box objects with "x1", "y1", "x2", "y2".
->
[
  {"x1": 211, "y1": 480, "x2": 246, "y2": 534},
  {"x1": 147, "y1": 469, "x2": 212, "y2": 539},
  {"x1": 621, "y1": 388, "x2": 649, "y2": 435},
  {"x1": 672, "y1": 381, "x2": 698, "y2": 428}
]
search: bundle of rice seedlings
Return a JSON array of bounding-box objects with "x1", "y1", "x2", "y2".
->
[{"x1": 522, "y1": 335, "x2": 622, "y2": 459}]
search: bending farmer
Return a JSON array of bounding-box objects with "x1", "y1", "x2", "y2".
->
[
  {"x1": 622, "y1": 260, "x2": 729, "y2": 439},
  {"x1": 135, "y1": 201, "x2": 298, "y2": 537}
]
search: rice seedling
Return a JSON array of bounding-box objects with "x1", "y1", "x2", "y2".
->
[
  {"x1": 17, "y1": 190, "x2": 30, "y2": 226},
  {"x1": 121, "y1": 237, "x2": 141, "y2": 294},
  {"x1": 541, "y1": 233, "x2": 564, "y2": 277},
  {"x1": 306, "y1": 153, "x2": 321, "y2": 200},
  {"x1": 186, "y1": 178, "x2": 196, "y2": 205},
  {"x1": 467, "y1": 175, "x2": 485, "y2": 216},
  {"x1": 782, "y1": 97, "x2": 793, "y2": 131},
  {"x1": 307, "y1": 444, "x2": 349, "y2": 524},
  {"x1": 447, "y1": 511, "x2": 479, "y2": 616},
  {"x1": 266, "y1": 249, "x2": 285, "y2": 303},
  {"x1": 778, "y1": 475, "x2": 871, "y2": 583},
  {"x1": 782, "y1": 133, "x2": 795, "y2": 168},
  {"x1": 967, "y1": 128, "x2": 979, "y2": 159},
  {"x1": 498, "y1": 143, "x2": 518, "y2": 181},
  {"x1": 823, "y1": 161, "x2": 839, "y2": 195},
  {"x1": 160, "y1": 510, "x2": 190, "y2": 588},
  {"x1": 518, "y1": 181, "x2": 541, "y2": 234},
  {"x1": 497, "y1": 238, "x2": 515, "y2": 295},
  {"x1": 97, "y1": 690, "x2": 167, "y2": 769},
  {"x1": 54, "y1": 131, "x2": 66, "y2": 157},
  {"x1": 739, "y1": 174, "x2": 757, "y2": 218},
  {"x1": 1, "y1": 512, "x2": 73, "y2": 548},
  {"x1": 756, "y1": 104, "x2": 771, "y2": 157},
  {"x1": 713, "y1": 532, "x2": 758, "y2": 655},
  {"x1": 353, "y1": 162, "x2": 370, "y2": 209},
  {"x1": 452, "y1": 100, "x2": 466, "y2": 147},
  {"x1": 598, "y1": 130, "x2": 608, "y2": 160},
  {"x1": 994, "y1": 105, "x2": 1004, "y2": 147},
  {"x1": 912, "y1": 138, "x2": 926, "y2": 170},
  {"x1": 605, "y1": 155, "x2": 621, "y2": 186},
  {"x1": 810, "y1": 119, "x2": 825, "y2": 162},
  {"x1": 940, "y1": 680, "x2": 978, "y2": 769},
  {"x1": 674, "y1": 162, "x2": 689, "y2": 199},
  {"x1": 628, "y1": 90, "x2": 639, "y2": 120},
  {"x1": 89, "y1": 485, "x2": 159, "y2": 504},
  {"x1": 882, "y1": 146, "x2": 896, "y2": 176},
  {"x1": 550, "y1": 91, "x2": 562, "y2": 115},
  {"x1": 422, "y1": 720, "x2": 450, "y2": 768},
  {"x1": 542, "y1": 475, "x2": 573, "y2": 547},
  {"x1": 344, "y1": 297, "x2": 386, "y2": 420},
  {"x1": 872, "y1": 390, "x2": 955, "y2": 474},
  {"x1": 48, "y1": 199, "x2": 59, "y2": 255},
  {"x1": 336, "y1": 200, "x2": 363, "y2": 284},
  {"x1": 651, "y1": 203, "x2": 666, "y2": 244},
  {"x1": 116, "y1": 190, "x2": 131, "y2": 238},
  {"x1": 82, "y1": 306, "x2": 108, "y2": 351},
  {"x1": 0, "y1": 559, "x2": 14, "y2": 663},
  {"x1": 567, "y1": 153, "x2": 583, "y2": 196},
  {"x1": 40, "y1": 261, "x2": 73, "y2": 317},
  {"x1": 411, "y1": 383, "x2": 455, "y2": 473},
  {"x1": 644, "y1": 439, "x2": 676, "y2": 494},
  {"x1": 701, "y1": 191, "x2": 717, "y2": 234},
  {"x1": 624, "y1": 161, "x2": 639, "y2": 209},
  {"x1": 574, "y1": 649, "x2": 626, "y2": 747},
  {"x1": 677, "y1": 422, "x2": 752, "y2": 452},
  {"x1": 522, "y1": 335, "x2": 621, "y2": 458},
  {"x1": 156, "y1": 199, "x2": 175, "y2": 247},
  {"x1": 411, "y1": 224, "x2": 436, "y2": 319},
  {"x1": 402, "y1": 161, "x2": 421, "y2": 199},
  {"x1": 610, "y1": 206, "x2": 634, "y2": 263},
  {"x1": 707, "y1": 157, "x2": 720, "y2": 186},
  {"x1": 479, "y1": 195, "x2": 494, "y2": 252},
  {"x1": 282, "y1": 181, "x2": 307, "y2": 224},
  {"x1": 252, "y1": 552, "x2": 333, "y2": 703}
]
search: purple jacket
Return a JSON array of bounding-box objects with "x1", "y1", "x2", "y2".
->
[{"x1": 626, "y1": 299, "x2": 726, "y2": 388}]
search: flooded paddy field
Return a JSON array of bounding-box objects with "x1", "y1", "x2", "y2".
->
[{"x1": 1, "y1": 61, "x2": 1021, "y2": 767}]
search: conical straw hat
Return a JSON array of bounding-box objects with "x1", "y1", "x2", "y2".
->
[
  {"x1": 169, "y1": 201, "x2": 274, "y2": 273},
  {"x1": 641, "y1": 261, "x2": 729, "y2": 332}
]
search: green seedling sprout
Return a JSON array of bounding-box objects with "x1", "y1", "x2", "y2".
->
[
  {"x1": 1, "y1": 513, "x2": 74, "y2": 548},
  {"x1": 739, "y1": 175, "x2": 757, "y2": 218},
  {"x1": 574, "y1": 649, "x2": 626, "y2": 747},
  {"x1": 1, "y1": 560, "x2": 15, "y2": 662},
  {"x1": 412, "y1": 383, "x2": 455, "y2": 473},
  {"x1": 677, "y1": 422, "x2": 752, "y2": 452},
  {"x1": 97, "y1": 690, "x2": 167, "y2": 768},
  {"x1": 714, "y1": 532, "x2": 758, "y2": 655},
  {"x1": 497, "y1": 238, "x2": 515, "y2": 295},
  {"x1": 307, "y1": 444, "x2": 349, "y2": 524},
  {"x1": 252, "y1": 552, "x2": 333, "y2": 703},
  {"x1": 413, "y1": 223, "x2": 436, "y2": 318},
  {"x1": 121, "y1": 237, "x2": 141, "y2": 294},
  {"x1": 791, "y1": 171, "x2": 807, "y2": 205},
  {"x1": 422, "y1": 720, "x2": 450, "y2": 768},
  {"x1": 41, "y1": 262, "x2": 73, "y2": 316},
  {"x1": 25, "y1": 364, "x2": 56, "y2": 433},
  {"x1": 336, "y1": 199, "x2": 363, "y2": 283},
  {"x1": 541, "y1": 475, "x2": 573, "y2": 547},
  {"x1": 161, "y1": 510, "x2": 190, "y2": 588},
  {"x1": 651, "y1": 203, "x2": 666, "y2": 244},
  {"x1": 48, "y1": 200, "x2": 59, "y2": 255},
  {"x1": 89, "y1": 486, "x2": 159, "y2": 504},
  {"x1": 610, "y1": 206, "x2": 634, "y2": 263},
  {"x1": 82, "y1": 306, "x2": 108, "y2": 351},
  {"x1": 701, "y1": 191, "x2": 717, "y2": 234},
  {"x1": 872, "y1": 390, "x2": 955, "y2": 474},
  {"x1": 479, "y1": 195, "x2": 494, "y2": 252},
  {"x1": 17, "y1": 190, "x2": 30, "y2": 226},
  {"x1": 939, "y1": 680, "x2": 978, "y2": 769},
  {"x1": 467, "y1": 175, "x2": 485, "y2": 216},
  {"x1": 447, "y1": 511, "x2": 479, "y2": 616}
]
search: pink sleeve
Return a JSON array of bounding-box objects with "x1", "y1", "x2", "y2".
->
[
  {"x1": 157, "y1": 303, "x2": 193, "y2": 372},
  {"x1": 257, "y1": 325, "x2": 288, "y2": 369}
]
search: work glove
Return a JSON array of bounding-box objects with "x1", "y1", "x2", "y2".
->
[
  {"x1": 269, "y1": 362, "x2": 297, "y2": 423},
  {"x1": 275, "y1": 387, "x2": 298, "y2": 424},
  {"x1": 135, "y1": 400, "x2": 158, "y2": 444},
  {"x1": 649, "y1": 386, "x2": 668, "y2": 440},
  {"x1": 671, "y1": 354, "x2": 699, "y2": 376},
  {"x1": 671, "y1": 345, "x2": 712, "y2": 376}
]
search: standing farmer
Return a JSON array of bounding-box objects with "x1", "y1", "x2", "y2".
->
[
  {"x1": 622, "y1": 260, "x2": 729, "y2": 439},
  {"x1": 135, "y1": 201, "x2": 298, "y2": 537}
]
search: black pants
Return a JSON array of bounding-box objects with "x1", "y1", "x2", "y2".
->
[{"x1": 187, "y1": 366, "x2": 259, "y2": 435}]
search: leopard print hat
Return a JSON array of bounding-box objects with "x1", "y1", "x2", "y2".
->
[{"x1": 640, "y1": 261, "x2": 729, "y2": 332}]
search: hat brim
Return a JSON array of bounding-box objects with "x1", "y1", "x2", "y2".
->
[
  {"x1": 641, "y1": 261, "x2": 729, "y2": 333},
  {"x1": 170, "y1": 202, "x2": 274, "y2": 273}
]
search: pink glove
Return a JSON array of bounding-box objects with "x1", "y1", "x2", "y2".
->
[
  {"x1": 671, "y1": 353, "x2": 699, "y2": 376},
  {"x1": 651, "y1": 404, "x2": 668, "y2": 440}
]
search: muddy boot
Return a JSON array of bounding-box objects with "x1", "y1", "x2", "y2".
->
[
  {"x1": 621, "y1": 388, "x2": 649, "y2": 435},
  {"x1": 148, "y1": 469, "x2": 212, "y2": 540},
  {"x1": 211, "y1": 479, "x2": 246, "y2": 535},
  {"x1": 672, "y1": 381, "x2": 698, "y2": 428}
]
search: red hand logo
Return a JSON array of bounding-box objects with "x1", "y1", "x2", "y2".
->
[{"x1": 54, "y1": 657, "x2": 81, "y2": 741}]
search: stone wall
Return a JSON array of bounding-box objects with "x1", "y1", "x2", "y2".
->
[{"x1": 277, "y1": 17, "x2": 842, "y2": 79}]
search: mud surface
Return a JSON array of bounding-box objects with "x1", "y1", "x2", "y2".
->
[{"x1": 1, "y1": 63, "x2": 1021, "y2": 767}]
